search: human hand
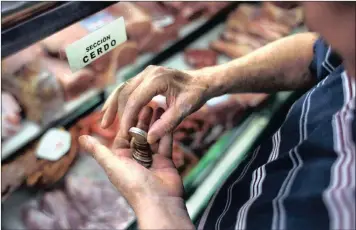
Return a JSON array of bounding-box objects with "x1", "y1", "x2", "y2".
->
[
  {"x1": 101, "y1": 66, "x2": 210, "y2": 148},
  {"x1": 79, "y1": 106, "x2": 194, "y2": 229}
]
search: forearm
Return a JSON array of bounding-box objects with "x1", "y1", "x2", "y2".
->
[
  {"x1": 134, "y1": 197, "x2": 195, "y2": 230},
  {"x1": 195, "y1": 32, "x2": 318, "y2": 97}
]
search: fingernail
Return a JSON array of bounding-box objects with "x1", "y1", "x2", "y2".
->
[{"x1": 147, "y1": 133, "x2": 158, "y2": 145}]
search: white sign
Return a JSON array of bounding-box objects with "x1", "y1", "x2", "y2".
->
[{"x1": 65, "y1": 17, "x2": 127, "y2": 72}]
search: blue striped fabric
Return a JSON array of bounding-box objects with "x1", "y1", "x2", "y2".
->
[{"x1": 198, "y1": 38, "x2": 355, "y2": 230}]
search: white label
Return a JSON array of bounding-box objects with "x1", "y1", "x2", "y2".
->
[
  {"x1": 65, "y1": 17, "x2": 127, "y2": 72},
  {"x1": 206, "y1": 95, "x2": 230, "y2": 107},
  {"x1": 36, "y1": 128, "x2": 71, "y2": 161}
]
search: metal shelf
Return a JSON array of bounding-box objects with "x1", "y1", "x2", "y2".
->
[{"x1": 1, "y1": 1, "x2": 117, "y2": 58}]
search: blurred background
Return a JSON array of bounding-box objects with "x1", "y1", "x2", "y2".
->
[{"x1": 1, "y1": 2, "x2": 306, "y2": 229}]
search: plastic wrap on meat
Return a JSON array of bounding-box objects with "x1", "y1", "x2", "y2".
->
[
  {"x1": 2, "y1": 61, "x2": 65, "y2": 125},
  {"x1": 107, "y1": 2, "x2": 152, "y2": 40},
  {"x1": 22, "y1": 206, "x2": 57, "y2": 230},
  {"x1": 210, "y1": 40, "x2": 254, "y2": 58},
  {"x1": 1, "y1": 92, "x2": 22, "y2": 140},
  {"x1": 41, "y1": 190, "x2": 83, "y2": 229},
  {"x1": 184, "y1": 49, "x2": 218, "y2": 68}
]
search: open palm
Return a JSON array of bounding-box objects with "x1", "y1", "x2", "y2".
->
[{"x1": 79, "y1": 106, "x2": 184, "y2": 208}]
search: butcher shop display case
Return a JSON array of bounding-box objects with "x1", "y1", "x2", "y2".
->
[{"x1": 1, "y1": 2, "x2": 307, "y2": 230}]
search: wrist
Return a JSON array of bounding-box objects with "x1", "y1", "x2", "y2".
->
[
  {"x1": 133, "y1": 196, "x2": 194, "y2": 229},
  {"x1": 185, "y1": 66, "x2": 226, "y2": 99}
]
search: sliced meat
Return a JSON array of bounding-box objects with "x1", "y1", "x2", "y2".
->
[
  {"x1": 210, "y1": 40, "x2": 254, "y2": 58},
  {"x1": 184, "y1": 49, "x2": 218, "y2": 68},
  {"x1": 41, "y1": 57, "x2": 96, "y2": 100}
]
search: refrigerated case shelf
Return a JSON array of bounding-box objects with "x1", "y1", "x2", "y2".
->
[{"x1": 1, "y1": 89, "x2": 104, "y2": 161}]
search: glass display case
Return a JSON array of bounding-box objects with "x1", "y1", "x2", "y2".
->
[{"x1": 1, "y1": 2, "x2": 304, "y2": 229}]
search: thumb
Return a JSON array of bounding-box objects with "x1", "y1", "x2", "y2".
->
[{"x1": 79, "y1": 135, "x2": 117, "y2": 171}]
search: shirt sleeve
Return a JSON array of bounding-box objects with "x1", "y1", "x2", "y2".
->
[{"x1": 309, "y1": 38, "x2": 342, "y2": 81}]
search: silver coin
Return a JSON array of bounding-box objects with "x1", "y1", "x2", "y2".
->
[{"x1": 129, "y1": 127, "x2": 148, "y2": 143}]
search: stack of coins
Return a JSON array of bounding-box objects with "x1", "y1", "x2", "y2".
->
[{"x1": 129, "y1": 127, "x2": 152, "y2": 168}]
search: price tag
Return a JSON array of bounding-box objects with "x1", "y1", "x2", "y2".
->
[
  {"x1": 65, "y1": 16, "x2": 127, "y2": 72},
  {"x1": 36, "y1": 128, "x2": 71, "y2": 161}
]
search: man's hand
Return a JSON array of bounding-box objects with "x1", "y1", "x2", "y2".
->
[
  {"x1": 101, "y1": 66, "x2": 211, "y2": 148},
  {"x1": 79, "y1": 106, "x2": 195, "y2": 229}
]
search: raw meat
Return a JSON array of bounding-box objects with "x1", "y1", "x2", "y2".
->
[
  {"x1": 261, "y1": 2, "x2": 303, "y2": 28},
  {"x1": 65, "y1": 176, "x2": 135, "y2": 229},
  {"x1": 41, "y1": 21, "x2": 111, "y2": 73},
  {"x1": 247, "y1": 20, "x2": 284, "y2": 41},
  {"x1": 1, "y1": 43, "x2": 45, "y2": 76},
  {"x1": 1, "y1": 92, "x2": 22, "y2": 140},
  {"x1": 184, "y1": 49, "x2": 218, "y2": 68},
  {"x1": 41, "y1": 190, "x2": 83, "y2": 229},
  {"x1": 210, "y1": 40, "x2": 254, "y2": 58},
  {"x1": 2, "y1": 61, "x2": 65, "y2": 125},
  {"x1": 40, "y1": 57, "x2": 96, "y2": 100},
  {"x1": 107, "y1": 2, "x2": 152, "y2": 40}
]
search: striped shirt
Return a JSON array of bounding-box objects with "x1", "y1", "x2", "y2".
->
[{"x1": 198, "y1": 38, "x2": 355, "y2": 230}]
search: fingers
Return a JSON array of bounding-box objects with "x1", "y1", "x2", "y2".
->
[
  {"x1": 120, "y1": 77, "x2": 167, "y2": 140},
  {"x1": 158, "y1": 133, "x2": 173, "y2": 158},
  {"x1": 79, "y1": 135, "x2": 118, "y2": 171},
  {"x1": 136, "y1": 106, "x2": 153, "y2": 132},
  {"x1": 101, "y1": 82, "x2": 125, "y2": 128},
  {"x1": 147, "y1": 104, "x2": 185, "y2": 144},
  {"x1": 101, "y1": 76, "x2": 143, "y2": 129}
]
